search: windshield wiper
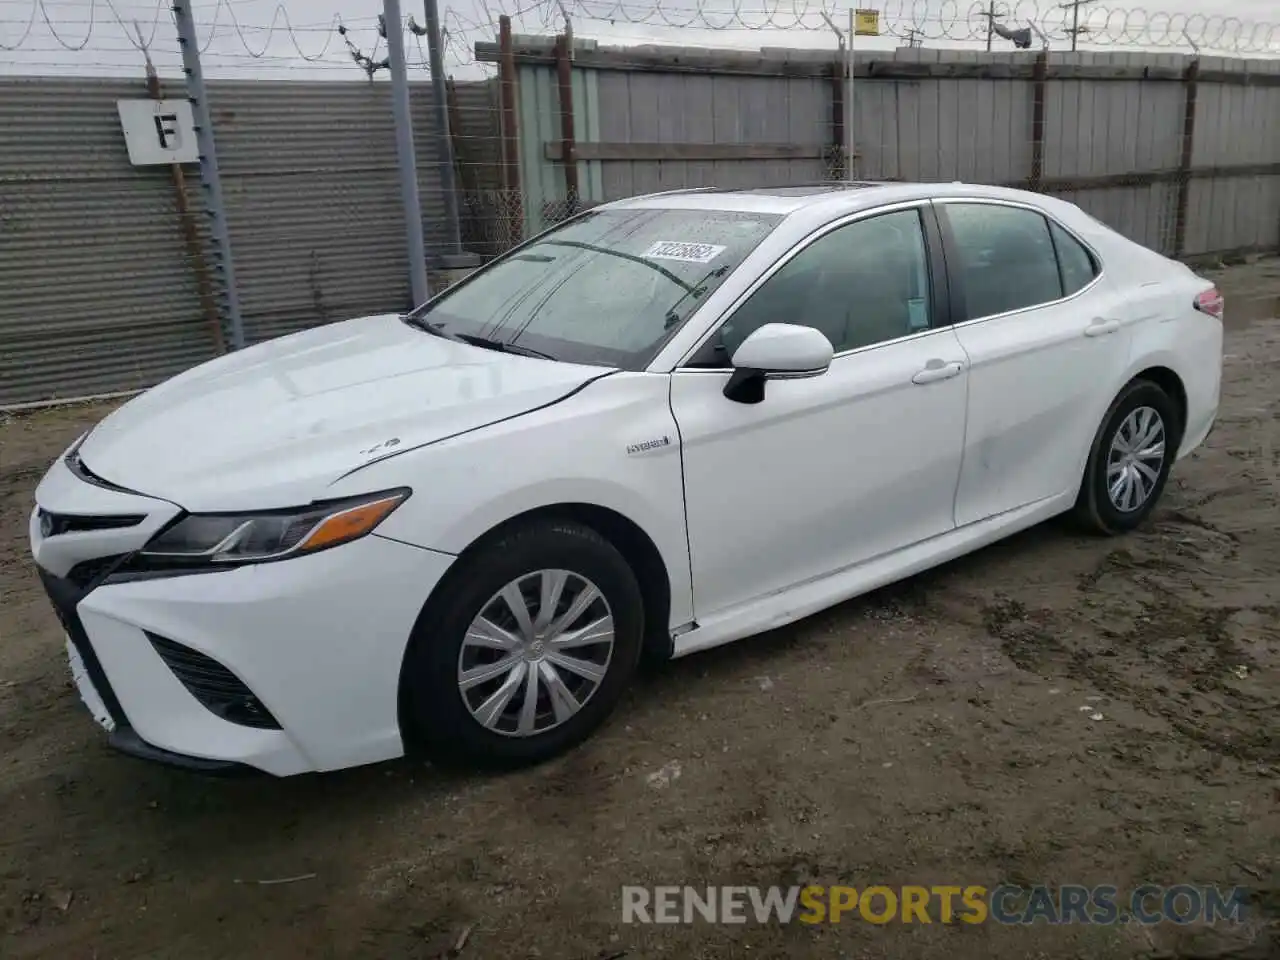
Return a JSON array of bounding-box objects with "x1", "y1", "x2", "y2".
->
[
  {"x1": 542, "y1": 239, "x2": 697, "y2": 294},
  {"x1": 404, "y1": 314, "x2": 556, "y2": 360},
  {"x1": 402, "y1": 313, "x2": 468, "y2": 342},
  {"x1": 455, "y1": 332, "x2": 557, "y2": 361}
]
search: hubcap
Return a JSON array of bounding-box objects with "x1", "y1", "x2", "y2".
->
[
  {"x1": 457, "y1": 569, "x2": 615, "y2": 737},
  {"x1": 1106, "y1": 405, "x2": 1166, "y2": 512}
]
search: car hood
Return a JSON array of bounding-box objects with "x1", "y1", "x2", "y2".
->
[{"x1": 77, "y1": 314, "x2": 611, "y2": 511}]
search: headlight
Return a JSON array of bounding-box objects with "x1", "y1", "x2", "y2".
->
[{"x1": 137, "y1": 488, "x2": 410, "y2": 565}]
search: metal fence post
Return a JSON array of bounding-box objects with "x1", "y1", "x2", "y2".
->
[
  {"x1": 172, "y1": 1, "x2": 245, "y2": 350},
  {"x1": 554, "y1": 34, "x2": 579, "y2": 216},
  {"x1": 423, "y1": 0, "x2": 462, "y2": 255},
  {"x1": 1173, "y1": 56, "x2": 1201, "y2": 259},
  {"x1": 819, "y1": 14, "x2": 848, "y2": 179},
  {"x1": 385, "y1": 0, "x2": 431, "y2": 306},
  {"x1": 137, "y1": 37, "x2": 224, "y2": 356},
  {"x1": 845, "y1": 9, "x2": 855, "y2": 178},
  {"x1": 1029, "y1": 49, "x2": 1048, "y2": 191},
  {"x1": 498, "y1": 16, "x2": 524, "y2": 246}
]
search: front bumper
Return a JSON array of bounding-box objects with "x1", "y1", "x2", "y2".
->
[
  {"x1": 32, "y1": 453, "x2": 456, "y2": 777},
  {"x1": 41, "y1": 563, "x2": 253, "y2": 775},
  {"x1": 111, "y1": 726, "x2": 255, "y2": 775}
]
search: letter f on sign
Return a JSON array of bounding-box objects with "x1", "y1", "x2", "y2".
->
[{"x1": 154, "y1": 113, "x2": 180, "y2": 150}]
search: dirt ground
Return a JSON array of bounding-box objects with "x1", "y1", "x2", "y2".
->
[{"x1": 2, "y1": 261, "x2": 1278, "y2": 960}]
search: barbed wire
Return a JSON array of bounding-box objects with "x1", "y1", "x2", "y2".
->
[
  {"x1": 0, "y1": 0, "x2": 372, "y2": 59},
  {"x1": 4, "y1": 0, "x2": 1279, "y2": 71},
  {"x1": 194, "y1": 0, "x2": 342, "y2": 59},
  {"x1": 0, "y1": 0, "x2": 442, "y2": 74},
  {"x1": 533, "y1": 0, "x2": 1280, "y2": 53},
  {"x1": 439, "y1": 0, "x2": 550, "y2": 68}
]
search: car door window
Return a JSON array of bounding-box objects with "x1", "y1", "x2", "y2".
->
[
  {"x1": 698, "y1": 208, "x2": 933, "y2": 364},
  {"x1": 1049, "y1": 220, "x2": 1099, "y2": 295},
  {"x1": 945, "y1": 204, "x2": 1064, "y2": 320}
]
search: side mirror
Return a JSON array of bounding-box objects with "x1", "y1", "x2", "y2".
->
[{"x1": 723, "y1": 323, "x2": 834, "y2": 404}]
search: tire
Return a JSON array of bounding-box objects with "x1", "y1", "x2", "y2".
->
[
  {"x1": 401, "y1": 519, "x2": 644, "y2": 769},
  {"x1": 1073, "y1": 379, "x2": 1182, "y2": 536}
]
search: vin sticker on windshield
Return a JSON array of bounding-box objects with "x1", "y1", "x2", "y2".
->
[{"x1": 642, "y1": 241, "x2": 727, "y2": 264}]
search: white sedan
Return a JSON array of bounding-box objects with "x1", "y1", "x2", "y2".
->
[{"x1": 30, "y1": 182, "x2": 1223, "y2": 776}]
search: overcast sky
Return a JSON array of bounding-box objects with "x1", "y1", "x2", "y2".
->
[{"x1": 1, "y1": 0, "x2": 1277, "y2": 80}]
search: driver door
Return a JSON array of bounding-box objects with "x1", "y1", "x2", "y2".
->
[{"x1": 668, "y1": 205, "x2": 970, "y2": 621}]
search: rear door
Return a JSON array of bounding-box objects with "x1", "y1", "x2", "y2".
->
[{"x1": 936, "y1": 199, "x2": 1134, "y2": 527}]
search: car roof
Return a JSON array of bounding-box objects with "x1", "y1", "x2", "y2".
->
[{"x1": 605, "y1": 180, "x2": 1069, "y2": 219}]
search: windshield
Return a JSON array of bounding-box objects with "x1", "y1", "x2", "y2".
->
[{"x1": 409, "y1": 207, "x2": 782, "y2": 369}]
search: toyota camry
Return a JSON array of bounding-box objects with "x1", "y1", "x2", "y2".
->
[{"x1": 30, "y1": 181, "x2": 1223, "y2": 776}]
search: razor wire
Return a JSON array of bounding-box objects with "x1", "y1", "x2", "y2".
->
[
  {"x1": 4, "y1": 0, "x2": 1279, "y2": 75},
  {"x1": 1, "y1": 0, "x2": 372, "y2": 60},
  {"x1": 521, "y1": 0, "x2": 1280, "y2": 54}
]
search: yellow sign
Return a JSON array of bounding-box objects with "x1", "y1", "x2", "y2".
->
[{"x1": 855, "y1": 8, "x2": 880, "y2": 36}]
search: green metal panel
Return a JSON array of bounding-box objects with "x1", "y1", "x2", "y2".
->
[
  {"x1": 517, "y1": 63, "x2": 554, "y2": 237},
  {"x1": 516, "y1": 60, "x2": 604, "y2": 239},
  {"x1": 573, "y1": 64, "x2": 604, "y2": 205}
]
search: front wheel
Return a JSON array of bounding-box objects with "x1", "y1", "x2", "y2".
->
[
  {"x1": 1074, "y1": 379, "x2": 1181, "y2": 535},
  {"x1": 401, "y1": 520, "x2": 644, "y2": 769}
]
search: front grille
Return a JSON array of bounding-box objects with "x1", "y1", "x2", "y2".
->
[
  {"x1": 38, "y1": 509, "x2": 144, "y2": 538},
  {"x1": 146, "y1": 633, "x2": 281, "y2": 730}
]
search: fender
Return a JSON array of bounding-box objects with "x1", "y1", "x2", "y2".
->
[{"x1": 331, "y1": 373, "x2": 697, "y2": 631}]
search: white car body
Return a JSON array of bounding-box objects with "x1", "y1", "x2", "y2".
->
[{"x1": 30, "y1": 182, "x2": 1223, "y2": 776}]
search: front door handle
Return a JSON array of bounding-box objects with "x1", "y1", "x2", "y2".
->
[
  {"x1": 912, "y1": 359, "x2": 964, "y2": 385},
  {"x1": 1084, "y1": 318, "x2": 1121, "y2": 337}
]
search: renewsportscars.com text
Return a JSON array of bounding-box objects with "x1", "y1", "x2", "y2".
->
[{"x1": 621, "y1": 884, "x2": 1250, "y2": 926}]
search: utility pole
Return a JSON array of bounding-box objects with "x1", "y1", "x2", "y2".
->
[
  {"x1": 384, "y1": 0, "x2": 431, "y2": 307},
  {"x1": 172, "y1": 1, "x2": 245, "y2": 350},
  {"x1": 1060, "y1": 0, "x2": 1096, "y2": 52}
]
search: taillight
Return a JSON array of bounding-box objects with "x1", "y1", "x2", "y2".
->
[{"x1": 1194, "y1": 287, "x2": 1224, "y2": 319}]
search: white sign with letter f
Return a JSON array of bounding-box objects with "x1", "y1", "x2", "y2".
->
[{"x1": 116, "y1": 99, "x2": 199, "y2": 166}]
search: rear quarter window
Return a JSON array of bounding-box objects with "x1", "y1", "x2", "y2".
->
[{"x1": 1048, "y1": 221, "x2": 1099, "y2": 296}]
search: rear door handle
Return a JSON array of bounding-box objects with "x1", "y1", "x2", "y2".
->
[
  {"x1": 1084, "y1": 318, "x2": 1121, "y2": 337},
  {"x1": 912, "y1": 359, "x2": 964, "y2": 385}
]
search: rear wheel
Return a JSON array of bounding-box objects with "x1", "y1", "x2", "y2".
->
[
  {"x1": 402, "y1": 520, "x2": 644, "y2": 768},
  {"x1": 1074, "y1": 379, "x2": 1181, "y2": 535}
]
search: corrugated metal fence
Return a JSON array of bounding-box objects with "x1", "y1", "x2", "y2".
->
[
  {"x1": 482, "y1": 39, "x2": 1280, "y2": 259},
  {"x1": 0, "y1": 77, "x2": 216, "y2": 403},
  {"x1": 0, "y1": 76, "x2": 468, "y2": 407}
]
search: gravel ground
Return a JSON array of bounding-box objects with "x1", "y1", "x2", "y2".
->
[{"x1": 1, "y1": 260, "x2": 1278, "y2": 960}]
